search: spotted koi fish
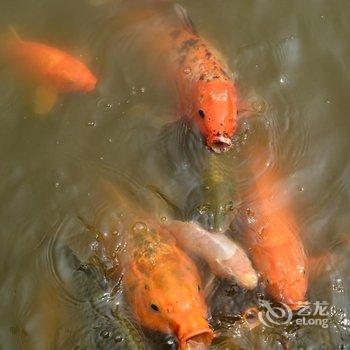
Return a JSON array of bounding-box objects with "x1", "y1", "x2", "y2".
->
[{"x1": 118, "y1": 4, "x2": 239, "y2": 153}]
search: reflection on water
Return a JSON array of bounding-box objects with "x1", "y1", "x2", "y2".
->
[{"x1": 0, "y1": 0, "x2": 350, "y2": 349}]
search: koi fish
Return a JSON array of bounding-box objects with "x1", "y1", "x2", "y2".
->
[
  {"x1": 162, "y1": 5, "x2": 238, "y2": 153},
  {"x1": 188, "y1": 152, "x2": 239, "y2": 232},
  {"x1": 103, "y1": 183, "x2": 214, "y2": 349},
  {"x1": 164, "y1": 220, "x2": 258, "y2": 290},
  {"x1": 118, "y1": 4, "x2": 239, "y2": 153},
  {"x1": 243, "y1": 162, "x2": 308, "y2": 310},
  {"x1": 124, "y1": 221, "x2": 214, "y2": 350},
  {"x1": 4, "y1": 28, "x2": 97, "y2": 114}
]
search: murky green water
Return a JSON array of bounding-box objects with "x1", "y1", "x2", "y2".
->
[{"x1": 0, "y1": 0, "x2": 350, "y2": 349}]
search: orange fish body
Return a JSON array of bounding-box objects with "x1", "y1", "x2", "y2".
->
[
  {"x1": 123, "y1": 221, "x2": 213, "y2": 349},
  {"x1": 244, "y1": 166, "x2": 308, "y2": 309},
  {"x1": 128, "y1": 5, "x2": 238, "y2": 152},
  {"x1": 5, "y1": 37, "x2": 97, "y2": 93},
  {"x1": 3, "y1": 29, "x2": 96, "y2": 114}
]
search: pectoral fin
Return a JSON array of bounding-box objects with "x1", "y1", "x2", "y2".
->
[{"x1": 34, "y1": 86, "x2": 58, "y2": 115}]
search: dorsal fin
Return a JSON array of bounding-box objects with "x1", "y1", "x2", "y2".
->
[
  {"x1": 9, "y1": 26, "x2": 23, "y2": 42},
  {"x1": 174, "y1": 4, "x2": 197, "y2": 35}
]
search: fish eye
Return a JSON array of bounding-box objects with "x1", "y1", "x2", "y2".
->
[
  {"x1": 198, "y1": 109, "x2": 205, "y2": 118},
  {"x1": 150, "y1": 304, "x2": 159, "y2": 312}
]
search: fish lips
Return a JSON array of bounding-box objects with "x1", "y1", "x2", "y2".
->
[
  {"x1": 179, "y1": 326, "x2": 214, "y2": 350},
  {"x1": 207, "y1": 134, "x2": 232, "y2": 153}
]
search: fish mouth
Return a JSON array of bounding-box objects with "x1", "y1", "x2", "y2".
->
[
  {"x1": 179, "y1": 328, "x2": 214, "y2": 350},
  {"x1": 208, "y1": 135, "x2": 232, "y2": 153}
]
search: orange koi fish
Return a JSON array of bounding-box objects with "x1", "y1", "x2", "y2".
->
[
  {"x1": 104, "y1": 183, "x2": 214, "y2": 349},
  {"x1": 243, "y1": 162, "x2": 308, "y2": 310},
  {"x1": 124, "y1": 5, "x2": 238, "y2": 153},
  {"x1": 124, "y1": 221, "x2": 214, "y2": 350},
  {"x1": 4, "y1": 28, "x2": 97, "y2": 114}
]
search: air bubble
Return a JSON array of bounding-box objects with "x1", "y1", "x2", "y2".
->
[
  {"x1": 114, "y1": 335, "x2": 123, "y2": 343},
  {"x1": 130, "y1": 86, "x2": 137, "y2": 95},
  {"x1": 91, "y1": 241, "x2": 98, "y2": 251},
  {"x1": 86, "y1": 120, "x2": 96, "y2": 127},
  {"x1": 100, "y1": 330, "x2": 110, "y2": 339},
  {"x1": 183, "y1": 67, "x2": 191, "y2": 74},
  {"x1": 133, "y1": 222, "x2": 148, "y2": 233},
  {"x1": 279, "y1": 75, "x2": 288, "y2": 84},
  {"x1": 97, "y1": 98, "x2": 113, "y2": 111},
  {"x1": 332, "y1": 278, "x2": 344, "y2": 293}
]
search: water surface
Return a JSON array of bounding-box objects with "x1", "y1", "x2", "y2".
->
[{"x1": 0, "y1": 0, "x2": 350, "y2": 349}]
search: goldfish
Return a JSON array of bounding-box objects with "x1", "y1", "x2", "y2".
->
[
  {"x1": 164, "y1": 220, "x2": 258, "y2": 290},
  {"x1": 123, "y1": 221, "x2": 214, "y2": 350},
  {"x1": 102, "y1": 182, "x2": 214, "y2": 349},
  {"x1": 117, "y1": 4, "x2": 239, "y2": 153},
  {"x1": 4, "y1": 28, "x2": 97, "y2": 114},
  {"x1": 242, "y1": 161, "x2": 308, "y2": 310}
]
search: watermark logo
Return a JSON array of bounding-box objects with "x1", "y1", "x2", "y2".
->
[{"x1": 258, "y1": 300, "x2": 330, "y2": 329}]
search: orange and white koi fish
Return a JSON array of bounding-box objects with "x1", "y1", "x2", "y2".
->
[
  {"x1": 4, "y1": 28, "x2": 97, "y2": 114},
  {"x1": 164, "y1": 220, "x2": 258, "y2": 289},
  {"x1": 243, "y1": 162, "x2": 308, "y2": 310},
  {"x1": 121, "y1": 4, "x2": 239, "y2": 153}
]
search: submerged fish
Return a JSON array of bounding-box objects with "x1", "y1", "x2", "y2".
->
[
  {"x1": 187, "y1": 152, "x2": 238, "y2": 232},
  {"x1": 103, "y1": 183, "x2": 214, "y2": 349},
  {"x1": 243, "y1": 161, "x2": 308, "y2": 309},
  {"x1": 117, "y1": 4, "x2": 239, "y2": 153},
  {"x1": 3, "y1": 28, "x2": 97, "y2": 114},
  {"x1": 164, "y1": 220, "x2": 257, "y2": 290}
]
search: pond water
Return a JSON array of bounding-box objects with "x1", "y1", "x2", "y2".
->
[{"x1": 0, "y1": 0, "x2": 349, "y2": 349}]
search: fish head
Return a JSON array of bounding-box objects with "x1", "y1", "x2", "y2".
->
[
  {"x1": 124, "y1": 229, "x2": 213, "y2": 348},
  {"x1": 193, "y1": 79, "x2": 237, "y2": 153},
  {"x1": 52, "y1": 59, "x2": 97, "y2": 92},
  {"x1": 266, "y1": 275, "x2": 308, "y2": 312}
]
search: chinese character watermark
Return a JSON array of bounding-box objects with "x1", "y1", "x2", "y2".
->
[{"x1": 258, "y1": 300, "x2": 330, "y2": 329}]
